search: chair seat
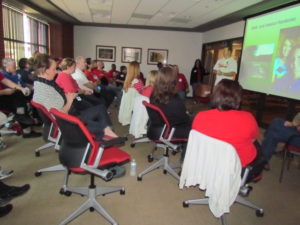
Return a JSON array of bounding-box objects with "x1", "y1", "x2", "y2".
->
[
  {"x1": 70, "y1": 146, "x2": 130, "y2": 173},
  {"x1": 286, "y1": 144, "x2": 300, "y2": 153}
]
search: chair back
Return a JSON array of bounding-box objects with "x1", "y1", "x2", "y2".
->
[
  {"x1": 50, "y1": 108, "x2": 96, "y2": 169},
  {"x1": 129, "y1": 95, "x2": 149, "y2": 138},
  {"x1": 142, "y1": 101, "x2": 171, "y2": 140},
  {"x1": 179, "y1": 130, "x2": 242, "y2": 217},
  {"x1": 31, "y1": 101, "x2": 59, "y2": 141},
  {"x1": 118, "y1": 88, "x2": 139, "y2": 125}
]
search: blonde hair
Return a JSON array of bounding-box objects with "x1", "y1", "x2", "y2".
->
[
  {"x1": 60, "y1": 58, "x2": 75, "y2": 71},
  {"x1": 145, "y1": 70, "x2": 158, "y2": 87},
  {"x1": 123, "y1": 61, "x2": 140, "y2": 92}
]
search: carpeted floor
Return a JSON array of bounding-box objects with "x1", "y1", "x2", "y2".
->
[{"x1": 0, "y1": 100, "x2": 299, "y2": 225}]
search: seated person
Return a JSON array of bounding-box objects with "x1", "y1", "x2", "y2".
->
[
  {"x1": 16, "y1": 58, "x2": 34, "y2": 90},
  {"x1": 141, "y1": 70, "x2": 158, "y2": 98},
  {"x1": 149, "y1": 66, "x2": 191, "y2": 140},
  {"x1": 116, "y1": 66, "x2": 127, "y2": 88},
  {"x1": 192, "y1": 79, "x2": 259, "y2": 168},
  {"x1": 261, "y1": 114, "x2": 300, "y2": 168},
  {"x1": 32, "y1": 54, "x2": 118, "y2": 140}
]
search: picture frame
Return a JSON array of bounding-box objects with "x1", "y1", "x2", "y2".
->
[
  {"x1": 96, "y1": 45, "x2": 116, "y2": 62},
  {"x1": 147, "y1": 49, "x2": 168, "y2": 65},
  {"x1": 121, "y1": 47, "x2": 142, "y2": 63}
]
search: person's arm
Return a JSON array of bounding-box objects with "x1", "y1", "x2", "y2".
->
[
  {"x1": 1, "y1": 77, "x2": 29, "y2": 95},
  {"x1": 84, "y1": 81, "x2": 97, "y2": 90},
  {"x1": 61, "y1": 93, "x2": 77, "y2": 113},
  {"x1": 0, "y1": 88, "x2": 16, "y2": 96}
]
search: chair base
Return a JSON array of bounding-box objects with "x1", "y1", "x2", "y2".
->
[
  {"x1": 35, "y1": 164, "x2": 65, "y2": 176},
  {"x1": 35, "y1": 142, "x2": 55, "y2": 156},
  {"x1": 130, "y1": 137, "x2": 150, "y2": 148},
  {"x1": 59, "y1": 185, "x2": 124, "y2": 225},
  {"x1": 138, "y1": 155, "x2": 180, "y2": 181},
  {"x1": 183, "y1": 194, "x2": 264, "y2": 225}
]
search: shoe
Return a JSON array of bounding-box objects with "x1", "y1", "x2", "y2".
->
[
  {"x1": 0, "y1": 184, "x2": 30, "y2": 200},
  {"x1": 22, "y1": 131, "x2": 42, "y2": 138},
  {"x1": 0, "y1": 170, "x2": 14, "y2": 180},
  {"x1": 13, "y1": 114, "x2": 34, "y2": 126},
  {"x1": 0, "y1": 204, "x2": 13, "y2": 217},
  {"x1": 0, "y1": 196, "x2": 12, "y2": 206}
]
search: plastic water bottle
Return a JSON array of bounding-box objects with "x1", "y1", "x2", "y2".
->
[{"x1": 130, "y1": 159, "x2": 137, "y2": 176}]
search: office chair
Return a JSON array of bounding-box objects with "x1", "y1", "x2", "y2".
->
[
  {"x1": 51, "y1": 108, "x2": 130, "y2": 225},
  {"x1": 129, "y1": 94, "x2": 150, "y2": 147},
  {"x1": 279, "y1": 134, "x2": 300, "y2": 183},
  {"x1": 118, "y1": 87, "x2": 138, "y2": 126},
  {"x1": 137, "y1": 101, "x2": 187, "y2": 181},
  {"x1": 180, "y1": 130, "x2": 265, "y2": 225},
  {"x1": 30, "y1": 101, "x2": 64, "y2": 176}
]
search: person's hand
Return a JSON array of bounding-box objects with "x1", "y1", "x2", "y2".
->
[
  {"x1": 284, "y1": 121, "x2": 294, "y2": 127},
  {"x1": 65, "y1": 92, "x2": 77, "y2": 102},
  {"x1": 84, "y1": 90, "x2": 93, "y2": 95},
  {"x1": 20, "y1": 87, "x2": 31, "y2": 96},
  {"x1": 1, "y1": 88, "x2": 16, "y2": 95}
]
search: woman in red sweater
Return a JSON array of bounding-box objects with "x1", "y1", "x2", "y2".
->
[{"x1": 193, "y1": 79, "x2": 258, "y2": 167}]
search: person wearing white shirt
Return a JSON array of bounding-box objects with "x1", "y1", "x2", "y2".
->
[{"x1": 213, "y1": 47, "x2": 237, "y2": 86}]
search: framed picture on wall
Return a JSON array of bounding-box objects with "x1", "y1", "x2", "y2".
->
[
  {"x1": 96, "y1": 45, "x2": 116, "y2": 62},
  {"x1": 147, "y1": 49, "x2": 168, "y2": 65},
  {"x1": 121, "y1": 47, "x2": 142, "y2": 63}
]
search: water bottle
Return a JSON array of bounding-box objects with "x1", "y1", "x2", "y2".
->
[{"x1": 130, "y1": 159, "x2": 137, "y2": 176}]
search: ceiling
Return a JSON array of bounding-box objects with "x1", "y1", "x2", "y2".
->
[{"x1": 3, "y1": 0, "x2": 297, "y2": 32}]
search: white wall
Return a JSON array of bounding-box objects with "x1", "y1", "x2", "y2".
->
[
  {"x1": 74, "y1": 26, "x2": 203, "y2": 83},
  {"x1": 202, "y1": 21, "x2": 245, "y2": 43}
]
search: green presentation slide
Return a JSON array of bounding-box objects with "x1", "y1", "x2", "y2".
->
[{"x1": 239, "y1": 3, "x2": 300, "y2": 100}]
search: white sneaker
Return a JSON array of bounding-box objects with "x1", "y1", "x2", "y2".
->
[{"x1": 0, "y1": 170, "x2": 14, "y2": 180}]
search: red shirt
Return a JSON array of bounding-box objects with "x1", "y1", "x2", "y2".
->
[
  {"x1": 87, "y1": 69, "x2": 106, "y2": 82},
  {"x1": 0, "y1": 73, "x2": 5, "y2": 90},
  {"x1": 132, "y1": 78, "x2": 144, "y2": 94},
  {"x1": 177, "y1": 73, "x2": 188, "y2": 91},
  {"x1": 56, "y1": 72, "x2": 79, "y2": 93},
  {"x1": 106, "y1": 69, "x2": 118, "y2": 83},
  {"x1": 192, "y1": 109, "x2": 258, "y2": 167},
  {"x1": 141, "y1": 86, "x2": 153, "y2": 98}
]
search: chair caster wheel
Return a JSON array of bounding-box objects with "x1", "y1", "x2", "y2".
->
[
  {"x1": 35, "y1": 152, "x2": 40, "y2": 157},
  {"x1": 137, "y1": 176, "x2": 142, "y2": 181},
  {"x1": 64, "y1": 191, "x2": 72, "y2": 197},
  {"x1": 59, "y1": 188, "x2": 65, "y2": 195},
  {"x1": 120, "y1": 190, "x2": 125, "y2": 195},
  {"x1": 102, "y1": 194, "x2": 106, "y2": 196},
  {"x1": 172, "y1": 151, "x2": 177, "y2": 156},
  {"x1": 90, "y1": 207, "x2": 94, "y2": 212},
  {"x1": 147, "y1": 155, "x2": 153, "y2": 162},
  {"x1": 183, "y1": 202, "x2": 189, "y2": 208},
  {"x1": 130, "y1": 143, "x2": 135, "y2": 148},
  {"x1": 163, "y1": 170, "x2": 167, "y2": 174},
  {"x1": 35, "y1": 171, "x2": 42, "y2": 177},
  {"x1": 256, "y1": 209, "x2": 264, "y2": 217}
]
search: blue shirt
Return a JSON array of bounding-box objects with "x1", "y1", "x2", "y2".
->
[{"x1": 2, "y1": 71, "x2": 26, "y2": 87}]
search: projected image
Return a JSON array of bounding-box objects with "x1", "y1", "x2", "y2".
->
[{"x1": 239, "y1": 3, "x2": 300, "y2": 100}]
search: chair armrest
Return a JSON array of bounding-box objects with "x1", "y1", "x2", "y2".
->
[{"x1": 101, "y1": 136, "x2": 128, "y2": 148}]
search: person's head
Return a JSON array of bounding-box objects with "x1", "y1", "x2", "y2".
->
[
  {"x1": 223, "y1": 47, "x2": 232, "y2": 59},
  {"x1": 289, "y1": 45, "x2": 300, "y2": 79},
  {"x1": 124, "y1": 61, "x2": 140, "y2": 92},
  {"x1": 173, "y1": 65, "x2": 179, "y2": 74},
  {"x1": 91, "y1": 60, "x2": 98, "y2": 70},
  {"x1": 75, "y1": 56, "x2": 86, "y2": 71},
  {"x1": 111, "y1": 64, "x2": 116, "y2": 70},
  {"x1": 211, "y1": 79, "x2": 242, "y2": 111},
  {"x1": 97, "y1": 60, "x2": 104, "y2": 70},
  {"x1": 157, "y1": 62, "x2": 163, "y2": 69},
  {"x1": 33, "y1": 53, "x2": 57, "y2": 80},
  {"x1": 280, "y1": 38, "x2": 294, "y2": 58},
  {"x1": 2, "y1": 58, "x2": 16, "y2": 73},
  {"x1": 60, "y1": 58, "x2": 76, "y2": 74},
  {"x1": 18, "y1": 58, "x2": 29, "y2": 70},
  {"x1": 85, "y1": 58, "x2": 92, "y2": 69},
  {"x1": 151, "y1": 66, "x2": 177, "y2": 105},
  {"x1": 145, "y1": 70, "x2": 158, "y2": 87},
  {"x1": 120, "y1": 65, "x2": 127, "y2": 74},
  {"x1": 194, "y1": 59, "x2": 202, "y2": 68}
]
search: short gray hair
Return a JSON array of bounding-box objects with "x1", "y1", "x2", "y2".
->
[
  {"x1": 2, "y1": 58, "x2": 15, "y2": 68},
  {"x1": 75, "y1": 56, "x2": 85, "y2": 64}
]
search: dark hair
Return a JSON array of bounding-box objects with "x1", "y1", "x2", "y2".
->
[
  {"x1": 151, "y1": 66, "x2": 178, "y2": 105},
  {"x1": 111, "y1": 64, "x2": 116, "y2": 70},
  {"x1": 211, "y1": 79, "x2": 242, "y2": 110},
  {"x1": 86, "y1": 58, "x2": 91, "y2": 65},
  {"x1": 33, "y1": 54, "x2": 52, "y2": 76},
  {"x1": 18, "y1": 58, "x2": 28, "y2": 69},
  {"x1": 120, "y1": 65, "x2": 126, "y2": 72},
  {"x1": 157, "y1": 62, "x2": 163, "y2": 69}
]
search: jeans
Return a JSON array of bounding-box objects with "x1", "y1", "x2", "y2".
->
[{"x1": 261, "y1": 118, "x2": 300, "y2": 160}]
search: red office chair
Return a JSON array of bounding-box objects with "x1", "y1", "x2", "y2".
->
[
  {"x1": 31, "y1": 101, "x2": 64, "y2": 176},
  {"x1": 137, "y1": 101, "x2": 188, "y2": 181},
  {"x1": 50, "y1": 108, "x2": 130, "y2": 225},
  {"x1": 279, "y1": 134, "x2": 300, "y2": 183}
]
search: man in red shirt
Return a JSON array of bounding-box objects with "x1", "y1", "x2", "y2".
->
[{"x1": 174, "y1": 65, "x2": 188, "y2": 99}]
